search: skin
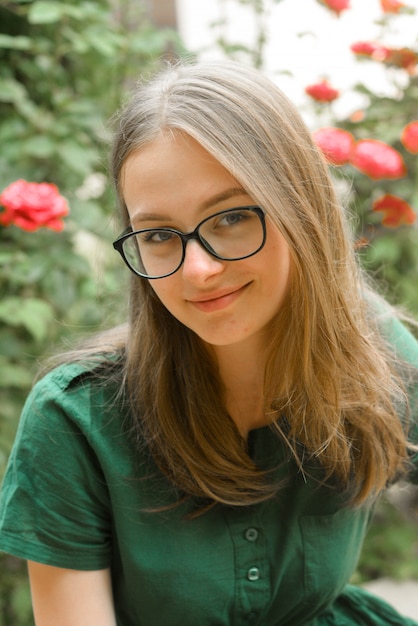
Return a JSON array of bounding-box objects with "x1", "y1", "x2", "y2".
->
[
  {"x1": 27, "y1": 562, "x2": 116, "y2": 625},
  {"x1": 122, "y1": 131, "x2": 292, "y2": 435}
]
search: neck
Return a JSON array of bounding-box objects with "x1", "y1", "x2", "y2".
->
[{"x1": 210, "y1": 338, "x2": 272, "y2": 437}]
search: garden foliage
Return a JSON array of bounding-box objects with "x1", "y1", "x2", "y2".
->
[{"x1": 307, "y1": 1, "x2": 418, "y2": 313}]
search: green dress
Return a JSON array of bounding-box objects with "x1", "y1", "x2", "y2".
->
[{"x1": 0, "y1": 316, "x2": 417, "y2": 625}]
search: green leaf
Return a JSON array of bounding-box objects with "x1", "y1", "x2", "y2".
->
[
  {"x1": 70, "y1": 200, "x2": 106, "y2": 231},
  {"x1": 0, "y1": 297, "x2": 54, "y2": 341},
  {"x1": 0, "y1": 78, "x2": 26, "y2": 103},
  {"x1": 0, "y1": 35, "x2": 31, "y2": 50},
  {"x1": 28, "y1": 1, "x2": 65, "y2": 24},
  {"x1": 367, "y1": 237, "x2": 401, "y2": 265},
  {"x1": 84, "y1": 32, "x2": 121, "y2": 57},
  {"x1": 42, "y1": 271, "x2": 78, "y2": 312},
  {"x1": 10, "y1": 577, "x2": 33, "y2": 623},
  {"x1": 28, "y1": 1, "x2": 89, "y2": 24},
  {"x1": 0, "y1": 357, "x2": 33, "y2": 388},
  {"x1": 60, "y1": 141, "x2": 97, "y2": 174},
  {"x1": 22, "y1": 135, "x2": 56, "y2": 158}
]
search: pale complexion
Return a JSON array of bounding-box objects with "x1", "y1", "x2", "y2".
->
[
  {"x1": 28, "y1": 562, "x2": 116, "y2": 626},
  {"x1": 122, "y1": 132, "x2": 292, "y2": 435}
]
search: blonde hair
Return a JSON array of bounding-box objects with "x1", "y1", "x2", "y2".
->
[{"x1": 107, "y1": 60, "x2": 413, "y2": 509}]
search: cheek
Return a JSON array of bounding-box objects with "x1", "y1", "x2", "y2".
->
[
  {"x1": 282, "y1": 249, "x2": 292, "y2": 288},
  {"x1": 149, "y1": 281, "x2": 166, "y2": 304},
  {"x1": 266, "y1": 236, "x2": 292, "y2": 291},
  {"x1": 148, "y1": 278, "x2": 180, "y2": 314}
]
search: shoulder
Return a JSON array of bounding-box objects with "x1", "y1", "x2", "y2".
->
[
  {"x1": 38, "y1": 354, "x2": 123, "y2": 393},
  {"x1": 364, "y1": 290, "x2": 418, "y2": 367},
  {"x1": 34, "y1": 322, "x2": 129, "y2": 400},
  {"x1": 20, "y1": 354, "x2": 126, "y2": 437},
  {"x1": 365, "y1": 293, "x2": 418, "y2": 478},
  {"x1": 0, "y1": 357, "x2": 126, "y2": 569}
]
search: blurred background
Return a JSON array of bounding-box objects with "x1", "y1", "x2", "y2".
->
[{"x1": 0, "y1": 1, "x2": 417, "y2": 623}]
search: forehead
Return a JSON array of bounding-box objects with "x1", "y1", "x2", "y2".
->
[
  {"x1": 122, "y1": 131, "x2": 222, "y2": 178},
  {"x1": 120, "y1": 132, "x2": 249, "y2": 218}
]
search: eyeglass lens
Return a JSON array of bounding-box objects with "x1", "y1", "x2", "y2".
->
[{"x1": 120, "y1": 207, "x2": 265, "y2": 279}]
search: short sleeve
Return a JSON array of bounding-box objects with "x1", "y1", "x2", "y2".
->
[
  {"x1": 379, "y1": 312, "x2": 418, "y2": 483},
  {"x1": 0, "y1": 364, "x2": 113, "y2": 570}
]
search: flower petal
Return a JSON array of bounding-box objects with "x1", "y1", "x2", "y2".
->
[
  {"x1": 372, "y1": 194, "x2": 416, "y2": 228},
  {"x1": 318, "y1": 0, "x2": 351, "y2": 16},
  {"x1": 350, "y1": 139, "x2": 407, "y2": 180},
  {"x1": 350, "y1": 41, "x2": 390, "y2": 62},
  {"x1": 305, "y1": 80, "x2": 339, "y2": 102},
  {"x1": 0, "y1": 179, "x2": 69, "y2": 232},
  {"x1": 313, "y1": 127, "x2": 355, "y2": 165},
  {"x1": 380, "y1": 0, "x2": 406, "y2": 13},
  {"x1": 384, "y1": 47, "x2": 417, "y2": 71},
  {"x1": 401, "y1": 121, "x2": 418, "y2": 154}
]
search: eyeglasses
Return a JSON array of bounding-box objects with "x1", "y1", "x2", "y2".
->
[{"x1": 113, "y1": 205, "x2": 266, "y2": 279}]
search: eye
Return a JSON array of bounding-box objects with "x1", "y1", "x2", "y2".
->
[
  {"x1": 138, "y1": 229, "x2": 177, "y2": 245},
  {"x1": 217, "y1": 209, "x2": 250, "y2": 227}
]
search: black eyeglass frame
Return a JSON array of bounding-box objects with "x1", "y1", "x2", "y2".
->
[{"x1": 112, "y1": 205, "x2": 267, "y2": 280}]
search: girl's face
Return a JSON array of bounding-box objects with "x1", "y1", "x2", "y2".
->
[{"x1": 121, "y1": 132, "x2": 291, "y2": 354}]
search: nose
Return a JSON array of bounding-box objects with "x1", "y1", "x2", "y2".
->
[{"x1": 181, "y1": 239, "x2": 224, "y2": 283}]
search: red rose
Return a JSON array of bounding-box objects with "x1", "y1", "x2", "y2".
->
[
  {"x1": 313, "y1": 127, "x2": 355, "y2": 165},
  {"x1": 318, "y1": 0, "x2": 351, "y2": 16},
  {"x1": 380, "y1": 0, "x2": 405, "y2": 13},
  {"x1": 349, "y1": 110, "x2": 365, "y2": 123},
  {"x1": 372, "y1": 194, "x2": 416, "y2": 228},
  {"x1": 350, "y1": 139, "x2": 407, "y2": 180},
  {"x1": 305, "y1": 80, "x2": 340, "y2": 102},
  {"x1": 0, "y1": 180, "x2": 69, "y2": 232},
  {"x1": 384, "y1": 47, "x2": 417, "y2": 72},
  {"x1": 401, "y1": 121, "x2": 418, "y2": 154},
  {"x1": 350, "y1": 41, "x2": 390, "y2": 62}
]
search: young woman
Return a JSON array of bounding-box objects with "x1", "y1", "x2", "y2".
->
[{"x1": 0, "y1": 59, "x2": 417, "y2": 626}]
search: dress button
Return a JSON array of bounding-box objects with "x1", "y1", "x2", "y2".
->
[
  {"x1": 244, "y1": 527, "x2": 259, "y2": 542},
  {"x1": 247, "y1": 567, "x2": 260, "y2": 581}
]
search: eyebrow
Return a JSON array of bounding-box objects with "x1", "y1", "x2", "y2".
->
[
  {"x1": 130, "y1": 187, "x2": 248, "y2": 223},
  {"x1": 200, "y1": 187, "x2": 248, "y2": 210}
]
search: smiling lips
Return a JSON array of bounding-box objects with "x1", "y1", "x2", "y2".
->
[{"x1": 188, "y1": 284, "x2": 249, "y2": 313}]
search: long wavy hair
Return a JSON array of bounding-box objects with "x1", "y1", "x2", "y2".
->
[{"x1": 107, "y1": 59, "x2": 414, "y2": 509}]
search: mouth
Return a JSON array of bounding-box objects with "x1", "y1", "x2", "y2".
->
[{"x1": 188, "y1": 284, "x2": 249, "y2": 313}]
